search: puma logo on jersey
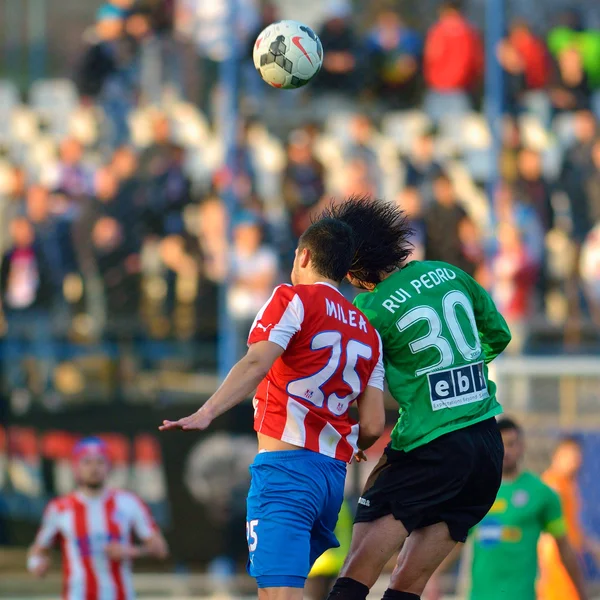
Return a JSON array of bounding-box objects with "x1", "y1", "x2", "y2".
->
[{"x1": 256, "y1": 323, "x2": 273, "y2": 332}]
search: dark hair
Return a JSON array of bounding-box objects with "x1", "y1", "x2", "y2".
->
[
  {"x1": 323, "y1": 195, "x2": 413, "y2": 285},
  {"x1": 497, "y1": 416, "x2": 522, "y2": 435},
  {"x1": 298, "y1": 216, "x2": 356, "y2": 283}
]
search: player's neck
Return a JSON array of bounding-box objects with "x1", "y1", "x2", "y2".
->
[
  {"x1": 502, "y1": 468, "x2": 521, "y2": 482},
  {"x1": 78, "y1": 485, "x2": 107, "y2": 498},
  {"x1": 301, "y1": 273, "x2": 339, "y2": 288}
]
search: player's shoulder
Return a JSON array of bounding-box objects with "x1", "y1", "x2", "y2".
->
[
  {"x1": 45, "y1": 493, "x2": 76, "y2": 514},
  {"x1": 521, "y1": 471, "x2": 556, "y2": 496},
  {"x1": 111, "y1": 488, "x2": 145, "y2": 506}
]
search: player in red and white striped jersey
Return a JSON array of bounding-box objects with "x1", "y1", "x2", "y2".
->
[
  {"x1": 161, "y1": 213, "x2": 385, "y2": 599},
  {"x1": 27, "y1": 438, "x2": 168, "y2": 600},
  {"x1": 247, "y1": 281, "x2": 383, "y2": 462}
]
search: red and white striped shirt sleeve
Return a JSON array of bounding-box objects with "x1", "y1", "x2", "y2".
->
[
  {"x1": 35, "y1": 500, "x2": 60, "y2": 549},
  {"x1": 367, "y1": 331, "x2": 385, "y2": 391},
  {"x1": 248, "y1": 285, "x2": 305, "y2": 350},
  {"x1": 124, "y1": 493, "x2": 157, "y2": 541}
]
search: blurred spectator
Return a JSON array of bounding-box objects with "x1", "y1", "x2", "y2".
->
[
  {"x1": 158, "y1": 233, "x2": 202, "y2": 319},
  {"x1": 1, "y1": 217, "x2": 56, "y2": 403},
  {"x1": 227, "y1": 216, "x2": 278, "y2": 343},
  {"x1": 91, "y1": 216, "x2": 141, "y2": 320},
  {"x1": 175, "y1": 0, "x2": 258, "y2": 119},
  {"x1": 76, "y1": 6, "x2": 137, "y2": 145},
  {"x1": 197, "y1": 196, "x2": 228, "y2": 283},
  {"x1": 366, "y1": 9, "x2": 422, "y2": 109},
  {"x1": 580, "y1": 224, "x2": 600, "y2": 323},
  {"x1": 111, "y1": 146, "x2": 143, "y2": 207},
  {"x1": 404, "y1": 127, "x2": 442, "y2": 202},
  {"x1": 506, "y1": 19, "x2": 550, "y2": 91},
  {"x1": 491, "y1": 222, "x2": 538, "y2": 352},
  {"x1": 516, "y1": 148, "x2": 554, "y2": 303},
  {"x1": 549, "y1": 47, "x2": 590, "y2": 114},
  {"x1": 516, "y1": 148, "x2": 554, "y2": 232},
  {"x1": 49, "y1": 137, "x2": 94, "y2": 201},
  {"x1": 584, "y1": 138, "x2": 600, "y2": 227},
  {"x1": 140, "y1": 114, "x2": 192, "y2": 236},
  {"x1": 342, "y1": 158, "x2": 378, "y2": 198},
  {"x1": 283, "y1": 129, "x2": 325, "y2": 239},
  {"x1": 344, "y1": 114, "x2": 381, "y2": 193},
  {"x1": 0, "y1": 166, "x2": 27, "y2": 253},
  {"x1": 315, "y1": 2, "x2": 364, "y2": 98},
  {"x1": 548, "y1": 10, "x2": 600, "y2": 89},
  {"x1": 423, "y1": 1, "x2": 483, "y2": 122},
  {"x1": 494, "y1": 181, "x2": 545, "y2": 269},
  {"x1": 500, "y1": 117, "x2": 523, "y2": 182},
  {"x1": 497, "y1": 38, "x2": 527, "y2": 115},
  {"x1": 558, "y1": 110, "x2": 597, "y2": 245},
  {"x1": 90, "y1": 166, "x2": 139, "y2": 238},
  {"x1": 423, "y1": 172, "x2": 480, "y2": 276},
  {"x1": 396, "y1": 187, "x2": 425, "y2": 261},
  {"x1": 137, "y1": 0, "x2": 175, "y2": 33},
  {"x1": 76, "y1": 6, "x2": 124, "y2": 99},
  {"x1": 26, "y1": 185, "x2": 73, "y2": 291}
]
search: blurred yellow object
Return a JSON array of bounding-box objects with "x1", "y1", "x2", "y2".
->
[{"x1": 309, "y1": 501, "x2": 353, "y2": 578}]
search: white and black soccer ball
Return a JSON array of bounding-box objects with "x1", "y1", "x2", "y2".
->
[{"x1": 253, "y1": 20, "x2": 323, "y2": 89}]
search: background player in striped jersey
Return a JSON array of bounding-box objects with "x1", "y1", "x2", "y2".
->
[
  {"x1": 27, "y1": 437, "x2": 168, "y2": 600},
  {"x1": 160, "y1": 215, "x2": 386, "y2": 600}
]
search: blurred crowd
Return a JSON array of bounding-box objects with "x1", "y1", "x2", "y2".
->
[{"x1": 2, "y1": 0, "x2": 600, "y2": 407}]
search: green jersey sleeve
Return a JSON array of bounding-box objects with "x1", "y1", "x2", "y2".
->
[
  {"x1": 541, "y1": 485, "x2": 568, "y2": 538},
  {"x1": 463, "y1": 274, "x2": 512, "y2": 363}
]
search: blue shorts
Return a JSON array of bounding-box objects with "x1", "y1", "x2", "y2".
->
[{"x1": 246, "y1": 449, "x2": 347, "y2": 589}]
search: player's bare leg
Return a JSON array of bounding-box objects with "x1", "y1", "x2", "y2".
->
[
  {"x1": 329, "y1": 515, "x2": 409, "y2": 597},
  {"x1": 387, "y1": 522, "x2": 457, "y2": 597},
  {"x1": 258, "y1": 587, "x2": 304, "y2": 600}
]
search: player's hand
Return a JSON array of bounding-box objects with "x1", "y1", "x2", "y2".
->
[
  {"x1": 105, "y1": 542, "x2": 138, "y2": 561},
  {"x1": 28, "y1": 554, "x2": 50, "y2": 578},
  {"x1": 159, "y1": 407, "x2": 213, "y2": 432},
  {"x1": 354, "y1": 450, "x2": 368, "y2": 463}
]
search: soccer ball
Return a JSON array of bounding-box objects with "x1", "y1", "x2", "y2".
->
[{"x1": 253, "y1": 20, "x2": 323, "y2": 89}]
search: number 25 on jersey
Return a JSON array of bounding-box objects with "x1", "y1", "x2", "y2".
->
[{"x1": 286, "y1": 331, "x2": 372, "y2": 416}]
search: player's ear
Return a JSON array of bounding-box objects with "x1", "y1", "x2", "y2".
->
[{"x1": 299, "y1": 247, "x2": 310, "y2": 268}]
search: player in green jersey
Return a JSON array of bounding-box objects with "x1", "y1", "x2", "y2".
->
[
  {"x1": 325, "y1": 198, "x2": 511, "y2": 600},
  {"x1": 428, "y1": 417, "x2": 587, "y2": 600}
]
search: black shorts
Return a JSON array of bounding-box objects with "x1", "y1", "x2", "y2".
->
[{"x1": 355, "y1": 418, "x2": 503, "y2": 543}]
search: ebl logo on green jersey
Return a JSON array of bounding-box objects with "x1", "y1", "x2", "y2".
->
[{"x1": 428, "y1": 362, "x2": 489, "y2": 411}]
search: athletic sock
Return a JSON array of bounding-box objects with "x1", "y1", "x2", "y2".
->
[
  {"x1": 382, "y1": 589, "x2": 420, "y2": 600},
  {"x1": 326, "y1": 577, "x2": 370, "y2": 600}
]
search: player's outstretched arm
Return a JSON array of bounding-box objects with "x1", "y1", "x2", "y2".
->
[
  {"x1": 160, "y1": 341, "x2": 284, "y2": 432},
  {"x1": 356, "y1": 386, "x2": 385, "y2": 451},
  {"x1": 556, "y1": 536, "x2": 589, "y2": 600}
]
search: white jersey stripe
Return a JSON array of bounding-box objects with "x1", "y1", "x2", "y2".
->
[
  {"x1": 281, "y1": 398, "x2": 309, "y2": 447},
  {"x1": 267, "y1": 293, "x2": 305, "y2": 350},
  {"x1": 346, "y1": 423, "x2": 360, "y2": 455},
  {"x1": 88, "y1": 496, "x2": 115, "y2": 600},
  {"x1": 318, "y1": 422, "x2": 342, "y2": 457},
  {"x1": 64, "y1": 509, "x2": 85, "y2": 600},
  {"x1": 247, "y1": 284, "x2": 289, "y2": 342}
]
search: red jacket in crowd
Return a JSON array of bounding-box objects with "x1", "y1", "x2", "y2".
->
[
  {"x1": 424, "y1": 12, "x2": 483, "y2": 91},
  {"x1": 509, "y1": 26, "x2": 550, "y2": 89}
]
